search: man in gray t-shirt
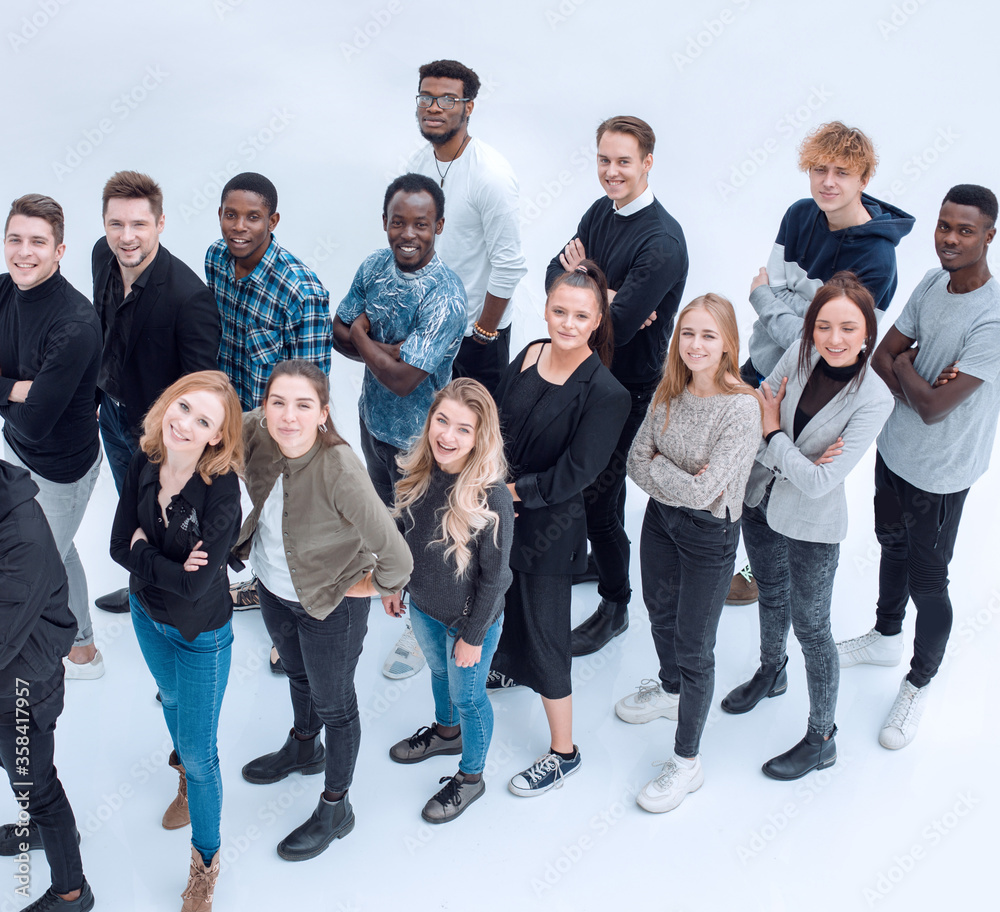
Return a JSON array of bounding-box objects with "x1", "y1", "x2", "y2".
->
[{"x1": 836, "y1": 184, "x2": 1000, "y2": 752}]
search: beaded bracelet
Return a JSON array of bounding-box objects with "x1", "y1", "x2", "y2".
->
[{"x1": 472, "y1": 322, "x2": 499, "y2": 344}]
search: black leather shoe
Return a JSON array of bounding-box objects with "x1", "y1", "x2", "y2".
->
[
  {"x1": 720, "y1": 656, "x2": 789, "y2": 714},
  {"x1": 571, "y1": 599, "x2": 629, "y2": 657},
  {"x1": 242, "y1": 729, "x2": 325, "y2": 784},
  {"x1": 95, "y1": 587, "x2": 130, "y2": 613},
  {"x1": 762, "y1": 725, "x2": 837, "y2": 780},
  {"x1": 277, "y1": 793, "x2": 354, "y2": 861},
  {"x1": 571, "y1": 552, "x2": 599, "y2": 585},
  {"x1": 0, "y1": 820, "x2": 41, "y2": 855}
]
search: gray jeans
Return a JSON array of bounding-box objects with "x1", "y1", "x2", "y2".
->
[{"x1": 5, "y1": 445, "x2": 101, "y2": 647}]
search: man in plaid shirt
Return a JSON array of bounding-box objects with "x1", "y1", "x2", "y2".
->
[{"x1": 206, "y1": 172, "x2": 333, "y2": 411}]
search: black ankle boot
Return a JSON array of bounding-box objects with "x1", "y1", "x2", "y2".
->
[
  {"x1": 277, "y1": 792, "x2": 355, "y2": 861},
  {"x1": 720, "y1": 656, "x2": 789, "y2": 714},
  {"x1": 571, "y1": 599, "x2": 629, "y2": 657},
  {"x1": 762, "y1": 725, "x2": 837, "y2": 781},
  {"x1": 242, "y1": 729, "x2": 325, "y2": 784}
]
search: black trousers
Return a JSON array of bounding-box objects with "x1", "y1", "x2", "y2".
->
[
  {"x1": 873, "y1": 451, "x2": 970, "y2": 688},
  {"x1": 451, "y1": 326, "x2": 511, "y2": 398},
  {"x1": 0, "y1": 672, "x2": 83, "y2": 895}
]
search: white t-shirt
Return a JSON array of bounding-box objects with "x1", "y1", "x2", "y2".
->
[
  {"x1": 877, "y1": 269, "x2": 1000, "y2": 494},
  {"x1": 408, "y1": 137, "x2": 527, "y2": 334},
  {"x1": 249, "y1": 475, "x2": 298, "y2": 601}
]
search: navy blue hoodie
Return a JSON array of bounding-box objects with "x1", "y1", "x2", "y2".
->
[{"x1": 748, "y1": 193, "x2": 915, "y2": 376}]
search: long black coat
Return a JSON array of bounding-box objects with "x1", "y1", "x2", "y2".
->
[
  {"x1": 497, "y1": 341, "x2": 630, "y2": 575},
  {"x1": 92, "y1": 238, "x2": 220, "y2": 438}
]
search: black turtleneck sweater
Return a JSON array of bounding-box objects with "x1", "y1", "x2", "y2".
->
[
  {"x1": 793, "y1": 357, "x2": 864, "y2": 441},
  {"x1": 0, "y1": 269, "x2": 102, "y2": 482}
]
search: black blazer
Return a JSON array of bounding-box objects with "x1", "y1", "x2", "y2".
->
[
  {"x1": 496, "y1": 341, "x2": 630, "y2": 575},
  {"x1": 92, "y1": 239, "x2": 221, "y2": 438}
]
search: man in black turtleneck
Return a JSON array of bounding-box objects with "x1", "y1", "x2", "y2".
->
[{"x1": 0, "y1": 195, "x2": 105, "y2": 682}]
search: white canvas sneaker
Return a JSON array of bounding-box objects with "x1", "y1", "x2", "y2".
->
[
  {"x1": 836, "y1": 628, "x2": 903, "y2": 668},
  {"x1": 879, "y1": 676, "x2": 928, "y2": 750},
  {"x1": 382, "y1": 621, "x2": 425, "y2": 679},
  {"x1": 614, "y1": 679, "x2": 679, "y2": 723},
  {"x1": 636, "y1": 755, "x2": 704, "y2": 813}
]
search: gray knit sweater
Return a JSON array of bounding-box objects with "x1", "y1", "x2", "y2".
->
[
  {"x1": 400, "y1": 466, "x2": 514, "y2": 646},
  {"x1": 627, "y1": 388, "x2": 761, "y2": 520}
]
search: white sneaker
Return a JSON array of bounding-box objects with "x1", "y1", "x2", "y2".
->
[
  {"x1": 382, "y1": 621, "x2": 425, "y2": 679},
  {"x1": 615, "y1": 679, "x2": 679, "y2": 723},
  {"x1": 636, "y1": 755, "x2": 704, "y2": 813},
  {"x1": 879, "y1": 676, "x2": 928, "y2": 750},
  {"x1": 64, "y1": 649, "x2": 105, "y2": 680},
  {"x1": 836, "y1": 628, "x2": 903, "y2": 668}
]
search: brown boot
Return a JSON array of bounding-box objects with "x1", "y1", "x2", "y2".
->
[
  {"x1": 163, "y1": 750, "x2": 190, "y2": 829},
  {"x1": 181, "y1": 846, "x2": 220, "y2": 912}
]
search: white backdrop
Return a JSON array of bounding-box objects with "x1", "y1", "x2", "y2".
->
[{"x1": 3, "y1": 1, "x2": 999, "y2": 911}]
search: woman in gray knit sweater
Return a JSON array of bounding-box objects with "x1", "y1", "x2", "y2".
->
[
  {"x1": 620, "y1": 293, "x2": 761, "y2": 813},
  {"x1": 386, "y1": 379, "x2": 514, "y2": 823}
]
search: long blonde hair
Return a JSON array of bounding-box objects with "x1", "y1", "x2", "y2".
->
[
  {"x1": 394, "y1": 379, "x2": 507, "y2": 577},
  {"x1": 651, "y1": 294, "x2": 759, "y2": 428}
]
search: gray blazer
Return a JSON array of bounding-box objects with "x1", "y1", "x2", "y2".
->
[{"x1": 744, "y1": 340, "x2": 894, "y2": 543}]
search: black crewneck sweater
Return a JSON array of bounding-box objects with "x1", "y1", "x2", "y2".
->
[{"x1": 0, "y1": 268, "x2": 102, "y2": 482}]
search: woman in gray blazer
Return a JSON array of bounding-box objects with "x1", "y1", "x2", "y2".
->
[{"x1": 721, "y1": 272, "x2": 894, "y2": 780}]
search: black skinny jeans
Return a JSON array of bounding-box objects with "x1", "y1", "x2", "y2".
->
[
  {"x1": 873, "y1": 451, "x2": 969, "y2": 688},
  {"x1": 259, "y1": 584, "x2": 370, "y2": 793}
]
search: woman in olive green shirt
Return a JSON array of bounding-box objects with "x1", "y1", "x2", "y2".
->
[{"x1": 233, "y1": 360, "x2": 411, "y2": 862}]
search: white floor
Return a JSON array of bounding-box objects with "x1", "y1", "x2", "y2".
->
[{"x1": 5, "y1": 0, "x2": 1000, "y2": 909}]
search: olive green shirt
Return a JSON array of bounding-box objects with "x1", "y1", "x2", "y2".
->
[{"x1": 234, "y1": 411, "x2": 412, "y2": 619}]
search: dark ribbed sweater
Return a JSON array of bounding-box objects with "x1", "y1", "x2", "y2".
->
[
  {"x1": 545, "y1": 196, "x2": 688, "y2": 389},
  {"x1": 0, "y1": 269, "x2": 101, "y2": 483},
  {"x1": 399, "y1": 466, "x2": 514, "y2": 646}
]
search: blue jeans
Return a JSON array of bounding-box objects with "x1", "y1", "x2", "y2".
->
[
  {"x1": 741, "y1": 496, "x2": 840, "y2": 737},
  {"x1": 130, "y1": 595, "x2": 232, "y2": 861},
  {"x1": 258, "y1": 584, "x2": 370, "y2": 793},
  {"x1": 4, "y1": 445, "x2": 100, "y2": 647},
  {"x1": 99, "y1": 391, "x2": 138, "y2": 495},
  {"x1": 640, "y1": 500, "x2": 739, "y2": 758},
  {"x1": 409, "y1": 605, "x2": 502, "y2": 776}
]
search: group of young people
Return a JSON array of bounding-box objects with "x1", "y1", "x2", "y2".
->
[{"x1": 0, "y1": 56, "x2": 998, "y2": 912}]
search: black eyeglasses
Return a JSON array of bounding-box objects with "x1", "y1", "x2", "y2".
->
[{"x1": 416, "y1": 94, "x2": 469, "y2": 110}]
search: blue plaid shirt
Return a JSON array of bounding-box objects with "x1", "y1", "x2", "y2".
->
[
  {"x1": 205, "y1": 236, "x2": 332, "y2": 410},
  {"x1": 338, "y1": 249, "x2": 466, "y2": 449}
]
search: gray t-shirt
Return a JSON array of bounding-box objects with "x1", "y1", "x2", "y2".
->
[{"x1": 877, "y1": 268, "x2": 1000, "y2": 494}]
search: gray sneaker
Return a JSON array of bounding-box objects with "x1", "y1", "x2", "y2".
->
[
  {"x1": 389, "y1": 724, "x2": 463, "y2": 764},
  {"x1": 421, "y1": 772, "x2": 485, "y2": 823}
]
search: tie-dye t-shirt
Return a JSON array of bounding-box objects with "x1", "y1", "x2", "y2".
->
[{"x1": 337, "y1": 249, "x2": 467, "y2": 449}]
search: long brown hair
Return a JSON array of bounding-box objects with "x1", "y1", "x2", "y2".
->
[
  {"x1": 394, "y1": 379, "x2": 507, "y2": 577},
  {"x1": 546, "y1": 259, "x2": 614, "y2": 366},
  {"x1": 651, "y1": 294, "x2": 758, "y2": 428},
  {"x1": 140, "y1": 371, "x2": 244, "y2": 483},
  {"x1": 797, "y1": 271, "x2": 877, "y2": 390}
]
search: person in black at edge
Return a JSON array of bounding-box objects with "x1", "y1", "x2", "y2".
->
[{"x1": 0, "y1": 460, "x2": 94, "y2": 911}]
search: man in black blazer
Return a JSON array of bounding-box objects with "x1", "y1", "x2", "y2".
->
[{"x1": 92, "y1": 171, "x2": 220, "y2": 612}]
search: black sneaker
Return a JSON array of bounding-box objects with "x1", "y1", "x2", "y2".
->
[
  {"x1": 485, "y1": 670, "x2": 522, "y2": 692},
  {"x1": 20, "y1": 877, "x2": 94, "y2": 911},
  {"x1": 421, "y1": 773, "x2": 485, "y2": 823},
  {"x1": 0, "y1": 820, "x2": 40, "y2": 855},
  {"x1": 389, "y1": 724, "x2": 463, "y2": 764}
]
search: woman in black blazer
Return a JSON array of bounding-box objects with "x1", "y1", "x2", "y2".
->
[{"x1": 491, "y1": 261, "x2": 630, "y2": 798}]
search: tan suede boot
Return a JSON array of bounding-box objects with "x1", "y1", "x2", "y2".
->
[
  {"x1": 181, "y1": 846, "x2": 220, "y2": 912},
  {"x1": 163, "y1": 750, "x2": 190, "y2": 829}
]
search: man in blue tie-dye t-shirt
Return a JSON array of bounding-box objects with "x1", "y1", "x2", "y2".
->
[{"x1": 334, "y1": 173, "x2": 466, "y2": 507}]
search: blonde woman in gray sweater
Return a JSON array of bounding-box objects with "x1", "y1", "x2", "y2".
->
[{"x1": 619, "y1": 294, "x2": 761, "y2": 813}]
